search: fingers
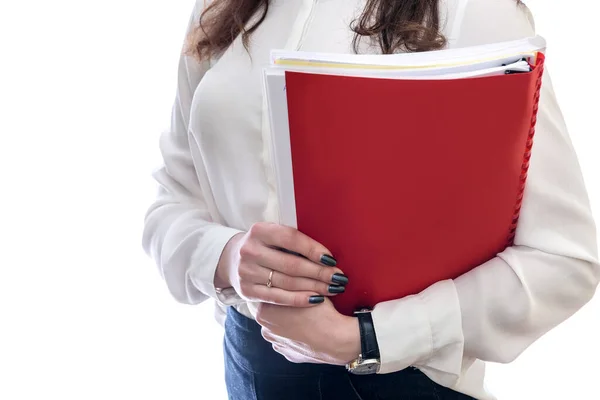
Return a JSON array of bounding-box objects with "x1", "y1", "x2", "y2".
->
[
  {"x1": 247, "y1": 222, "x2": 337, "y2": 267},
  {"x1": 270, "y1": 269, "x2": 346, "y2": 295},
  {"x1": 260, "y1": 327, "x2": 322, "y2": 364},
  {"x1": 252, "y1": 285, "x2": 325, "y2": 307},
  {"x1": 235, "y1": 222, "x2": 349, "y2": 307},
  {"x1": 249, "y1": 265, "x2": 345, "y2": 296},
  {"x1": 260, "y1": 246, "x2": 346, "y2": 285},
  {"x1": 260, "y1": 327, "x2": 276, "y2": 342},
  {"x1": 237, "y1": 262, "x2": 344, "y2": 305}
]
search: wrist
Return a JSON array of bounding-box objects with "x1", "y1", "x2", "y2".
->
[
  {"x1": 345, "y1": 310, "x2": 381, "y2": 375},
  {"x1": 214, "y1": 232, "x2": 244, "y2": 289},
  {"x1": 337, "y1": 315, "x2": 362, "y2": 364}
]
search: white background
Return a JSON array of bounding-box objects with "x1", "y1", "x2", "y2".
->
[{"x1": 1, "y1": 1, "x2": 598, "y2": 399}]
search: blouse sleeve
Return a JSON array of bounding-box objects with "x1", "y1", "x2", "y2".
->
[
  {"x1": 142, "y1": 0, "x2": 243, "y2": 305},
  {"x1": 370, "y1": 0, "x2": 600, "y2": 388}
]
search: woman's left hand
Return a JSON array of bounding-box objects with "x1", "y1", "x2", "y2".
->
[{"x1": 256, "y1": 298, "x2": 361, "y2": 365}]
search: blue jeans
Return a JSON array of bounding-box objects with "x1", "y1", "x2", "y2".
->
[{"x1": 223, "y1": 306, "x2": 476, "y2": 400}]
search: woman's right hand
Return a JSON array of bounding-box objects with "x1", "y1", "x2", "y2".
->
[{"x1": 215, "y1": 222, "x2": 348, "y2": 307}]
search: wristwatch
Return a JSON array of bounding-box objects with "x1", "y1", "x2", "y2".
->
[{"x1": 345, "y1": 308, "x2": 381, "y2": 375}]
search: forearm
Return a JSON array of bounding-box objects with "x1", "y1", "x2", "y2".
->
[
  {"x1": 371, "y1": 249, "x2": 598, "y2": 388},
  {"x1": 457, "y1": 246, "x2": 599, "y2": 362},
  {"x1": 143, "y1": 185, "x2": 243, "y2": 304}
]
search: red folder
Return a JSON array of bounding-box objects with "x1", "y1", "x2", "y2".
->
[{"x1": 284, "y1": 54, "x2": 545, "y2": 316}]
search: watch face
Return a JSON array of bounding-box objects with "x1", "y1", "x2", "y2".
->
[{"x1": 350, "y1": 359, "x2": 380, "y2": 375}]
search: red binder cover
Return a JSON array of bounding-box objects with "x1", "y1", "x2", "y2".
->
[{"x1": 284, "y1": 54, "x2": 545, "y2": 316}]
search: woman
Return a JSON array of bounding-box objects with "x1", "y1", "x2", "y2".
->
[{"x1": 142, "y1": 0, "x2": 599, "y2": 399}]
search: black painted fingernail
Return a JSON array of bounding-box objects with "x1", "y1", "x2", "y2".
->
[
  {"x1": 320, "y1": 254, "x2": 337, "y2": 267},
  {"x1": 309, "y1": 296, "x2": 325, "y2": 304},
  {"x1": 331, "y1": 273, "x2": 349, "y2": 286},
  {"x1": 328, "y1": 285, "x2": 345, "y2": 294}
]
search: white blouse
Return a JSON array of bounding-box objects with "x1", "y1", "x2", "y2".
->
[{"x1": 142, "y1": 0, "x2": 600, "y2": 398}]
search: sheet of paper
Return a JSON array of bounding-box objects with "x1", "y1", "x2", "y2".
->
[{"x1": 271, "y1": 35, "x2": 545, "y2": 69}]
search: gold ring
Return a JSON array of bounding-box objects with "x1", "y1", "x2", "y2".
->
[{"x1": 266, "y1": 270, "x2": 274, "y2": 288}]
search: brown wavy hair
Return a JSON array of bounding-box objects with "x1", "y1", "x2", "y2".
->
[{"x1": 186, "y1": 0, "x2": 522, "y2": 61}]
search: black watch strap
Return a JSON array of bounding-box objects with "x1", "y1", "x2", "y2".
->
[{"x1": 356, "y1": 310, "x2": 380, "y2": 360}]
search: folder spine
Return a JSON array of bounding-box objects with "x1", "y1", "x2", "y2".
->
[{"x1": 507, "y1": 58, "x2": 545, "y2": 246}]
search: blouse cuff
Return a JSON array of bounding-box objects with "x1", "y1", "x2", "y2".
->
[
  {"x1": 372, "y1": 280, "x2": 464, "y2": 388},
  {"x1": 188, "y1": 224, "x2": 245, "y2": 306}
]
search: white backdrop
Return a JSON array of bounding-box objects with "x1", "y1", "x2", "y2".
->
[{"x1": 1, "y1": 1, "x2": 598, "y2": 399}]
